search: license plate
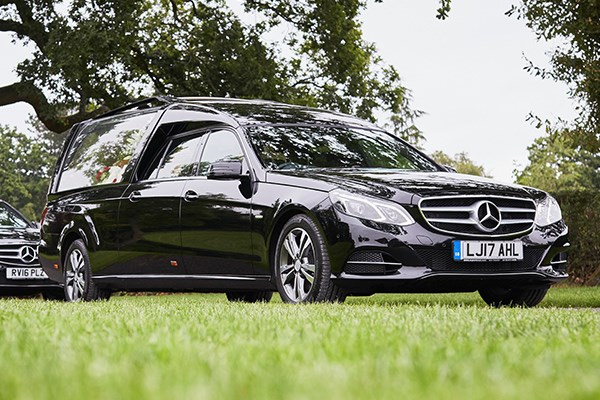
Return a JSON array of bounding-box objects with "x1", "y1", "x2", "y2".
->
[
  {"x1": 5, "y1": 267, "x2": 48, "y2": 280},
  {"x1": 453, "y1": 241, "x2": 523, "y2": 262}
]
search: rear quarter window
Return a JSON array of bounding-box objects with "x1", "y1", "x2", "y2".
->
[{"x1": 57, "y1": 111, "x2": 157, "y2": 192}]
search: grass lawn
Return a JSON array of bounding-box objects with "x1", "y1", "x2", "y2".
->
[{"x1": 0, "y1": 287, "x2": 598, "y2": 400}]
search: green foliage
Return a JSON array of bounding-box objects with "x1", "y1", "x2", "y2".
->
[
  {"x1": 430, "y1": 150, "x2": 490, "y2": 177},
  {"x1": 0, "y1": 291, "x2": 598, "y2": 400},
  {"x1": 506, "y1": 1, "x2": 600, "y2": 151},
  {"x1": 516, "y1": 128, "x2": 600, "y2": 283},
  {"x1": 0, "y1": 124, "x2": 65, "y2": 221},
  {"x1": 1, "y1": 0, "x2": 422, "y2": 140},
  {"x1": 436, "y1": 0, "x2": 600, "y2": 150},
  {"x1": 516, "y1": 128, "x2": 600, "y2": 192},
  {"x1": 554, "y1": 190, "x2": 600, "y2": 284}
]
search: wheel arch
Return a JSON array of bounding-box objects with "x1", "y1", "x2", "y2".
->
[{"x1": 267, "y1": 205, "x2": 328, "y2": 266}]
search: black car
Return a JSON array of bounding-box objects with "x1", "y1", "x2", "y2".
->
[
  {"x1": 0, "y1": 200, "x2": 63, "y2": 298},
  {"x1": 39, "y1": 97, "x2": 569, "y2": 306}
]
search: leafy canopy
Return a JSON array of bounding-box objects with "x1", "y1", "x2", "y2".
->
[
  {"x1": 437, "y1": 0, "x2": 600, "y2": 151},
  {"x1": 430, "y1": 150, "x2": 490, "y2": 177},
  {"x1": 0, "y1": 123, "x2": 65, "y2": 220},
  {"x1": 0, "y1": 0, "x2": 422, "y2": 143}
]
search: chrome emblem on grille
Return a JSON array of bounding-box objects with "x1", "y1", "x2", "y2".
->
[
  {"x1": 474, "y1": 201, "x2": 501, "y2": 232},
  {"x1": 19, "y1": 246, "x2": 37, "y2": 264}
]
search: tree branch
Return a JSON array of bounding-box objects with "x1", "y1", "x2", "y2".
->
[
  {"x1": 0, "y1": 18, "x2": 27, "y2": 37},
  {"x1": 0, "y1": 81, "x2": 109, "y2": 132},
  {"x1": 12, "y1": 0, "x2": 49, "y2": 48}
]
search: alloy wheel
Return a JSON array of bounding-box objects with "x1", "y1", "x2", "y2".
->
[
  {"x1": 278, "y1": 227, "x2": 316, "y2": 302},
  {"x1": 65, "y1": 248, "x2": 86, "y2": 301}
]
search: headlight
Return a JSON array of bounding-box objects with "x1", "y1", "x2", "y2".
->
[
  {"x1": 329, "y1": 189, "x2": 415, "y2": 226},
  {"x1": 535, "y1": 195, "x2": 563, "y2": 226}
]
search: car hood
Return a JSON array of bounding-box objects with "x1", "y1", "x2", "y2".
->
[
  {"x1": 0, "y1": 227, "x2": 40, "y2": 244},
  {"x1": 267, "y1": 169, "x2": 544, "y2": 204}
]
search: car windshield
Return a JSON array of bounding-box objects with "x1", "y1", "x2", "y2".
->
[
  {"x1": 0, "y1": 203, "x2": 29, "y2": 229},
  {"x1": 245, "y1": 125, "x2": 439, "y2": 171}
]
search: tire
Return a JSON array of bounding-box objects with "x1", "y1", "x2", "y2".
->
[
  {"x1": 42, "y1": 289, "x2": 66, "y2": 301},
  {"x1": 273, "y1": 214, "x2": 345, "y2": 303},
  {"x1": 63, "y1": 239, "x2": 111, "y2": 302},
  {"x1": 479, "y1": 286, "x2": 549, "y2": 307},
  {"x1": 226, "y1": 291, "x2": 273, "y2": 303}
]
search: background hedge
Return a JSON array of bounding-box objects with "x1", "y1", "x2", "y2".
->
[{"x1": 554, "y1": 189, "x2": 600, "y2": 285}]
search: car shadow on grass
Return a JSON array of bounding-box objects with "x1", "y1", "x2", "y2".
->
[{"x1": 345, "y1": 287, "x2": 600, "y2": 309}]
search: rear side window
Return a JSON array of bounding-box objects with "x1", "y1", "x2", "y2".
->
[{"x1": 57, "y1": 111, "x2": 156, "y2": 192}]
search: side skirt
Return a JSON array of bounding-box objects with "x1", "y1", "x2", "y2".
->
[{"x1": 93, "y1": 274, "x2": 275, "y2": 292}]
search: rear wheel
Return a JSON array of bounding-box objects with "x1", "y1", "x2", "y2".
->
[
  {"x1": 479, "y1": 286, "x2": 549, "y2": 307},
  {"x1": 226, "y1": 291, "x2": 273, "y2": 303},
  {"x1": 63, "y1": 239, "x2": 111, "y2": 302},
  {"x1": 273, "y1": 214, "x2": 345, "y2": 303}
]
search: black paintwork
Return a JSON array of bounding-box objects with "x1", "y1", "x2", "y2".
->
[
  {"x1": 39, "y1": 98, "x2": 569, "y2": 294},
  {"x1": 0, "y1": 200, "x2": 62, "y2": 294}
]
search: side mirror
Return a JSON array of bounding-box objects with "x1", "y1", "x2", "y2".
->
[{"x1": 207, "y1": 160, "x2": 243, "y2": 179}]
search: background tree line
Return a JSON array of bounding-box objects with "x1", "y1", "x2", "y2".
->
[{"x1": 0, "y1": 0, "x2": 598, "y2": 283}]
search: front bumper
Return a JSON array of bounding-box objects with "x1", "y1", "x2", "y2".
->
[
  {"x1": 333, "y1": 267, "x2": 567, "y2": 295},
  {"x1": 0, "y1": 266, "x2": 62, "y2": 292},
  {"x1": 326, "y1": 212, "x2": 569, "y2": 294}
]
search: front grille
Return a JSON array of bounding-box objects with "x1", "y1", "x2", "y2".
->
[
  {"x1": 413, "y1": 246, "x2": 546, "y2": 272},
  {"x1": 0, "y1": 244, "x2": 40, "y2": 268},
  {"x1": 344, "y1": 251, "x2": 401, "y2": 275},
  {"x1": 419, "y1": 195, "x2": 536, "y2": 237}
]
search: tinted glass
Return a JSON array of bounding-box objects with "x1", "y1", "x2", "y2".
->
[
  {"x1": 0, "y1": 203, "x2": 28, "y2": 229},
  {"x1": 246, "y1": 125, "x2": 438, "y2": 171},
  {"x1": 198, "y1": 130, "x2": 244, "y2": 176},
  {"x1": 153, "y1": 135, "x2": 204, "y2": 179},
  {"x1": 58, "y1": 111, "x2": 156, "y2": 192}
]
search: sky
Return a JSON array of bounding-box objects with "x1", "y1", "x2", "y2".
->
[{"x1": 0, "y1": 0, "x2": 577, "y2": 182}]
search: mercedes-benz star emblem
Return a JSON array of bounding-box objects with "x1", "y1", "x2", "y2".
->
[
  {"x1": 19, "y1": 246, "x2": 37, "y2": 264},
  {"x1": 474, "y1": 201, "x2": 501, "y2": 232}
]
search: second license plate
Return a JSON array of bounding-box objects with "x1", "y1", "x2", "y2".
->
[{"x1": 453, "y1": 241, "x2": 523, "y2": 262}]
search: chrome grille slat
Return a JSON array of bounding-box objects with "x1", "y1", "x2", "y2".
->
[
  {"x1": 0, "y1": 244, "x2": 40, "y2": 268},
  {"x1": 427, "y1": 218, "x2": 477, "y2": 225},
  {"x1": 0, "y1": 260, "x2": 41, "y2": 267},
  {"x1": 420, "y1": 207, "x2": 473, "y2": 212},
  {"x1": 498, "y1": 208, "x2": 535, "y2": 213},
  {"x1": 419, "y1": 195, "x2": 536, "y2": 237},
  {"x1": 501, "y1": 219, "x2": 534, "y2": 225}
]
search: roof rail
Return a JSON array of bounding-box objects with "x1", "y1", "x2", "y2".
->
[{"x1": 93, "y1": 96, "x2": 177, "y2": 120}]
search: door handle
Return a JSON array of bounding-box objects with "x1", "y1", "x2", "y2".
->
[
  {"x1": 129, "y1": 191, "x2": 142, "y2": 202},
  {"x1": 184, "y1": 190, "x2": 199, "y2": 202}
]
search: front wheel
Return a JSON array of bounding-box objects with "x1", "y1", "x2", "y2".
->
[
  {"x1": 273, "y1": 214, "x2": 345, "y2": 303},
  {"x1": 479, "y1": 286, "x2": 549, "y2": 307},
  {"x1": 63, "y1": 239, "x2": 111, "y2": 302}
]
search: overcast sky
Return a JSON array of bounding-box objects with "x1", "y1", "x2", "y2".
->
[{"x1": 0, "y1": 0, "x2": 576, "y2": 182}]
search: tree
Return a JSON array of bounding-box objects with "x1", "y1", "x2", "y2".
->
[
  {"x1": 430, "y1": 150, "x2": 490, "y2": 177},
  {"x1": 0, "y1": 124, "x2": 65, "y2": 220},
  {"x1": 515, "y1": 127, "x2": 600, "y2": 191},
  {"x1": 515, "y1": 127, "x2": 600, "y2": 284},
  {"x1": 436, "y1": 1, "x2": 600, "y2": 151},
  {"x1": 0, "y1": 0, "x2": 422, "y2": 143}
]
